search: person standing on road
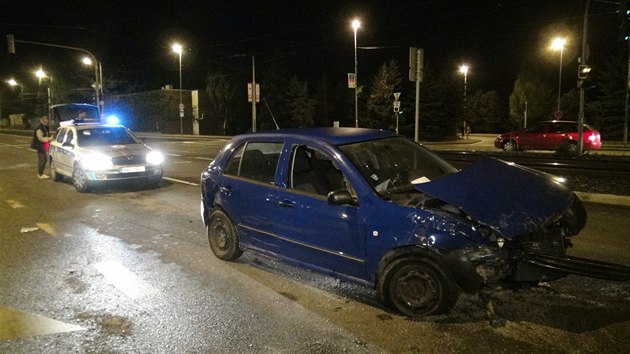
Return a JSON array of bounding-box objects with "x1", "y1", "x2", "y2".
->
[{"x1": 31, "y1": 115, "x2": 53, "y2": 179}]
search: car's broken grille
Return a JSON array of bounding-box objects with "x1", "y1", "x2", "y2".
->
[{"x1": 112, "y1": 155, "x2": 145, "y2": 165}]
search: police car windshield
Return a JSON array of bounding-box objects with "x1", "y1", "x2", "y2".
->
[{"x1": 77, "y1": 127, "x2": 139, "y2": 146}]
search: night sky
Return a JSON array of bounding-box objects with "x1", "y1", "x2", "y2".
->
[{"x1": 0, "y1": 0, "x2": 624, "y2": 101}]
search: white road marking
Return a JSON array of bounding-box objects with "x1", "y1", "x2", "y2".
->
[
  {"x1": 0, "y1": 306, "x2": 84, "y2": 340},
  {"x1": 192, "y1": 157, "x2": 213, "y2": 161},
  {"x1": 163, "y1": 177, "x2": 199, "y2": 186},
  {"x1": 6, "y1": 200, "x2": 26, "y2": 209},
  {"x1": 166, "y1": 153, "x2": 181, "y2": 157},
  {"x1": 35, "y1": 223, "x2": 56, "y2": 236},
  {"x1": 95, "y1": 260, "x2": 157, "y2": 299}
]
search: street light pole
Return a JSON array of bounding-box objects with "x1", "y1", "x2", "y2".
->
[
  {"x1": 551, "y1": 37, "x2": 566, "y2": 112},
  {"x1": 352, "y1": 19, "x2": 360, "y2": 128},
  {"x1": 172, "y1": 43, "x2": 183, "y2": 134},
  {"x1": 459, "y1": 65, "x2": 469, "y2": 139}
]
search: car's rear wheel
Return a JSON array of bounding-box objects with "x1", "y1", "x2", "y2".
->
[
  {"x1": 50, "y1": 159, "x2": 63, "y2": 182},
  {"x1": 379, "y1": 257, "x2": 458, "y2": 317},
  {"x1": 207, "y1": 210, "x2": 243, "y2": 261},
  {"x1": 502, "y1": 140, "x2": 517, "y2": 151},
  {"x1": 72, "y1": 166, "x2": 90, "y2": 193}
]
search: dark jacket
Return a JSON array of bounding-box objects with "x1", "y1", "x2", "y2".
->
[{"x1": 31, "y1": 123, "x2": 50, "y2": 153}]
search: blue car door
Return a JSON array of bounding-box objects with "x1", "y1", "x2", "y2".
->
[
  {"x1": 217, "y1": 141, "x2": 284, "y2": 250},
  {"x1": 272, "y1": 144, "x2": 367, "y2": 281}
]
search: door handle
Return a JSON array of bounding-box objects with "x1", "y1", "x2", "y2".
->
[
  {"x1": 277, "y1": 200, "x2": 294, "y2": 208},
  {"x1": 219, "y1": 186, "x2": 233, "y2": 195}
]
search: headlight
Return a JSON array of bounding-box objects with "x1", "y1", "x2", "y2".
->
[
  {"x1": 82, "y1": 152, "x2": 113, "y2": 170},
  {"x1": 146, "y1": 151, "x2": 164, "y2": 165}
]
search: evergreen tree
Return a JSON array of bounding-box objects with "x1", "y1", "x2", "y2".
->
[
  {"x1": 509, "y1": 62, "x2": 555, "y2": 129},
  {"x1": 366, "y1": 59, "x2": 402, "y2": 129},
  {"x1": 587, "y1": 48, "x2": 626, "y2": 140},
  {"x1": 285, "y1": 75, "x2": 315, "y2": 128}
]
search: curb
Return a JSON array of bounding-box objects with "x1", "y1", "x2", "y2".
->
[{"x1": 575, "y1": 192, "x2": 630, "y2": 207}]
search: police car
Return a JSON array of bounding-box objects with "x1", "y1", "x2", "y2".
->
[{"x1": 49, "y1": 118, "x2": 164, "y2": 192}]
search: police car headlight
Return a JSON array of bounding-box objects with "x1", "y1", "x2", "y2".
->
[
  {"x1": 146, "y1": 151, "x2": 164, "y2": 165},
  {"x1": 82, "y1": 153, "x2": 113, "y2": 171}
]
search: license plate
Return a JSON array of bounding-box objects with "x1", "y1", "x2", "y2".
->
[{"x1": 121, "y1": 166, "x2": 145, "y2": 173}]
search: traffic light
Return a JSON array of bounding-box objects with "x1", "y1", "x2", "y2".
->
[
  {"x1": 7, "y1": 34, "x2": 15, "y2": 54},
  {"x1": 578, "y1": 65, "x2": 591, "y2": 80}
]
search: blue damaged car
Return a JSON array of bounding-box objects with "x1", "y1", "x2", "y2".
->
[{"x1": 200, "y1": 128, "x2": 630, "y2": 317}]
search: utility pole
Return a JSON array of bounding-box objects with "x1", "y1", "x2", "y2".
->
[
  {"x1": 252, "y1": 56, "x2": 257, "y2": 132},
  {"x1": 409, "y1": 48, "x2": 423, "y2": 142}
]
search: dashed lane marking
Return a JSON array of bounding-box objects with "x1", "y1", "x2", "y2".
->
[
  {"x1": 6, "y1": 200, "x2": 26, "y2": 209},
  {"x1": 35, "y1": 223, "x2": 57, "y2": 236},
  {"x1": 0, "y1": 306, "x2": 84, "y2": 340}
]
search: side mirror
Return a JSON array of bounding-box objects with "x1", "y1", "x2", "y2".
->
[{"x1": 327, "y1": 189, "x2": 358, "y2": 206}]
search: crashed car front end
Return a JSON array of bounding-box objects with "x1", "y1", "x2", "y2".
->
[{"x1": 412, "y1": 157, "x2": 630, "y2": 291}]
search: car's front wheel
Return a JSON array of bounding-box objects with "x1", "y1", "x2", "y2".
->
[
  {"x1": 50, "y1": 159, "x2": 63, "y2": 182},
  {"x1": 207, "y1": 210, "x2": 243, "y2": 261},
  {"x1": 379, "y1": 257, "x2": 458, "y2": 317},
  {"x1": 502, "y1": 140, "x2": 517, "y2": 151},
  {"x1": 72, "y1": 166, "x2": 90, "y2": 193}
]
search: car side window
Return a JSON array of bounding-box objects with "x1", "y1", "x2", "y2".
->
[
  {"x1": 225, "y1": 142, "x2": 283, "y2": 184},
  {"x1": 290, "y1": 145, "x2": 353, "y2": 197},
  {"x1": 528, "y1": 123, "x2": 546, "y2": 133},
  {"x1": 224, "y1": 144, "x2": 245, "y2": 176},
  {"x1": 65, "y1": 130, "x2": 74, "y2": 145},
  {"x1": 56, "y1": 128, "x2": 67, "y2": 143}
]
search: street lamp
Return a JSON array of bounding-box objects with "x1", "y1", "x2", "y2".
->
[
  {"x1": 81, "y1": 56, "x2": 104, "y2": 114},
  {"x1": 551, "y1": 37, "x2": 566, "y2": 112},
  {"x1": 34, "y1": 68, "x2": 53, "y2": 117},
  {"x1": 459, "y1": 64, "x2": 469, "y2": 138},
  {"x1": 352, "y1": 19, "x2": 360, "y2": 128},
  {"x1": 172, "y1": 43, "x2": 183, "y2": 134}
]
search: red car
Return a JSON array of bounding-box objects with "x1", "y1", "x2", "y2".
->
[{"x1": 494, "y1": 120, "x2": 602, "y2": 153}]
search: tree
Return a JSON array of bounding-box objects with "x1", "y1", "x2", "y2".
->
[
  {"x1": 205, "y1": 68, "x2": 241, "y2": 135},
  {"x1": 467, "y1": 90, "x2": 507, "y2": 133},
  {"x1": 586, "y1": 48, "x2": 627, "y2": 140},
  {"x1": 509, "y1": 62, "x2": 555, "y2": 129},
  {"x1": 285, "y1": 76, "x2": 315, "y2": 128},
  {"x1": 366, "y1": 59, "x2": 402, "y2": 129}
]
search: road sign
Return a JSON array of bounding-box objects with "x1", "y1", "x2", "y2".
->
[
  {"x1": 179, "y1": 103, "x2": 184, "y2": 111},
  {"x1": 348, "y1": 73, "x2": 356, "y2": 88},
  {"x1": 554, "y1": 110, "x2": 563, "y2": 119},
  {"x1": 393, "y1": 92, "x2": 401, "y2": 101},
  {"x1": 393, "y1": 101, "x2": 401, "y2": 112}
]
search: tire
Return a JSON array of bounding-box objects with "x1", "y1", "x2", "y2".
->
[
  {"x1": 502, "y1": 140, "x2": 517, "y2": 151},
  {"x1": 50, "y1": 159, "x2": 63, "y2": 182},
  {"x1": 207, "y1": 210, "x2": 243, "y2": 261},
  {"x1": 566, "y1": 142, "x2": 578, "y2": 155},
  {"x1": 72, "y1": 166, "x2": 90, "y2": 193},
  {"x1": 378, "y1": 257, "x2": 458, "y2": 317}
]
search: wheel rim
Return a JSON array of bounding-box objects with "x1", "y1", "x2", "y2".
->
[
  {"x1": 51, "y1": 161, "x2": 57, "y2": 178},
  {"x1": 211, "y1": 220, "x2": 229, "y2": 250},
  {"x1": 567, "y1": 143, "x2": 577, "y2": 153},
  {"x1": 73, "y1": 168, "x2": 86, "y2": 190},
  {"x1": 395, "y1": 269, "x2": 439, "y2": 310},
  {"x1": 504, "y1": 141, "x2": 515, "y2": 151}
]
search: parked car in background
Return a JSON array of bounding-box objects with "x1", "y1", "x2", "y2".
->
[
  {"x1": 49, "y1": 119, "x2": 164, "y2": 192},
  {"x1": 494, "y1": 120, "x2": 602, "y2": 153},
  {"x1": 197, "y1": 128, "x2": 629, "y2": 318}
]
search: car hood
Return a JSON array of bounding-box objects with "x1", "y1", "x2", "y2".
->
[
  {"x1": 414, "y1": 157, "x2": 581, "y2": 239},
  {"x1": 88, "y1": 144, "x2": 149, "y2": 157}
]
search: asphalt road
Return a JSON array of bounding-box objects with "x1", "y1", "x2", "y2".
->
[{"x1": 1, "y1": 133, "x2": 629, "y2": 353}]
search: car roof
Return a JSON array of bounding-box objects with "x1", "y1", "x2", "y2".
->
[
  {"x1": 61, "y1": 123, "x2": 125, "y2": 130},
  {"x1": 236, "y1": 127, "x2": 398, "y2": 145}
]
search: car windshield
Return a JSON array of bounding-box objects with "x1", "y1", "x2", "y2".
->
[
  {"x1": 338, "y1": 136, "x2": 458, "y2": 197},
  {"x1": 77, "y1": 127, "x2": 140, "y2": 146}
]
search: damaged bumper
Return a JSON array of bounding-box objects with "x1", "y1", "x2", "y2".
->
[{"x1": 520, "y1": 251, "x2": 630, "y2": 281}]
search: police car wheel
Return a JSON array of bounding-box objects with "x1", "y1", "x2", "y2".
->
[{"x1": 72, "y1": 166, "x2": 90, "y2": 193}]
